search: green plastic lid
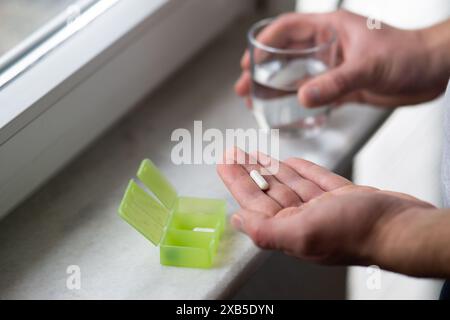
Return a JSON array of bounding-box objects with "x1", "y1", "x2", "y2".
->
[
  {"x1": 137, "y1": 159, "x2": 178, "y2": 210},
  {"x1": 119, "y1": 180, "x2": 170, "y2": 245}
]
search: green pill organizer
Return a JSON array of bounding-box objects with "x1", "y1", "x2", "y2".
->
[{"x1": 118, "y1": 159, "x2": 226, "y2": 268}]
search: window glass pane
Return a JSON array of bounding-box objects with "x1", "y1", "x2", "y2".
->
[
  {"x1": 0, "y1": 0, "x2": 109, "y2": 88},
  {"x1": 0, "y1": 0, "x2": 81, "y2": 57},
  {"x1": 0, "y1": 0, "x2": 95, "y2": 57}
]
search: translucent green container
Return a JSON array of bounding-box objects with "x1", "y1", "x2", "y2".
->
[{"x1": 118, "y1": 159, "x2": 226, "y2": 268}]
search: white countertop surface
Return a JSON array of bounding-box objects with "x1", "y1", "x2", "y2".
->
[{"x1": 0, "y1": 16, "x2": 387, "y2": 299}]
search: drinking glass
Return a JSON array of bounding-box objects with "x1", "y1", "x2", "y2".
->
[{"x1": 248, "y1": 18, "x2": 337, "y2": 136}]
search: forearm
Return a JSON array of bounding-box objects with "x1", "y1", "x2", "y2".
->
[{"x1": 372, "y1": 207, "x2": 450, "y2": 278}]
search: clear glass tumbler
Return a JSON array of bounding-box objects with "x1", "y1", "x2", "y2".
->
[{"x1": 248, "y1": 18, "x2": 337, "y2": 136}]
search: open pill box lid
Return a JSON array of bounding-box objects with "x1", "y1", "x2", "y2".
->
[
  {"x1": 118, "y1": 159, "x2": 178, "y2": 245},
  {"x1": 118, "y1": 159, "x2": 225, "y2": 247}
]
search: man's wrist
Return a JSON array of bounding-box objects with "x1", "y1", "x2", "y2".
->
[
  {"x1": 369, "y1": 206, "x2": 450, "y2": 277},
  {"x1": 375, "y1": 206, "x2": 429, "y2": 276}
]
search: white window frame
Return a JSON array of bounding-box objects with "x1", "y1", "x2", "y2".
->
[{"x1": 0, "y1": 0, "x2": 252, "y2": 218}]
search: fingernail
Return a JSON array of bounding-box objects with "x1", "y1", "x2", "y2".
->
[
  {"x1": 306, "y1": 86, "x2": 321, "y2": 105},
  {"x1": 231, "y1": 215, "x2": 244, "y2": 232}
]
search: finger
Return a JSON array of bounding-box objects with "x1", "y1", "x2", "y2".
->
[
  {"x1": 234, "y1": 207, "x2": 327, "y2": 259},
  {"x1": 242, "y1": 13, "x2": 324, "y2": 69},
  {"x1": 298, "y1": 62, "x2": 367, "y2": 107},
  {"x1": 251, "y1": 151, "x2": 324, "y2": 202},
  {"x1": 217, "y1": 161, "x2": 281, "y2": 215},
  {"x1": 227, "y1": 147, "x2": 303, "y2": 208},
  {"x1": 328, "y1": 184, "x2": 376, "y2": 195},
  {"x1": 241, "y1": 20, "x2": 291, "y2": 70},
  {"x1": 234, "y1": 70, "x2": 251, "y2": 97},
  {"x1": 240, "y1": 50, "x2": 250, "y2": 70},
  {"x1": 284, "y1": 158, "x2": 351, "y2": 191}
]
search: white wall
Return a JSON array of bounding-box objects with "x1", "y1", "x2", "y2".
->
[{"x1": 297, "y1": 0, "x2": 449, "y2": 27}]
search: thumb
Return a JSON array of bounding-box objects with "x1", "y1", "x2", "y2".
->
[
  {"x1": 231, "y1": 208, "x2": 296, "y2": 250},
  {"x1": 299, "y1": 62, "x2": 366, "y2": 107}
]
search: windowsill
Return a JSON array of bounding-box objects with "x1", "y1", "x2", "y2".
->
[{"x1": 0, "y1": 16, "x2": 388, "y2": 299}]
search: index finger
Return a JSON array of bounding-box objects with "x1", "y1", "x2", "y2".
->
[
  {"x1": 241, "y1": 13, "x2": 326, "y2": 70},
  {"x1": 217, "y1": 160, "x2": 282, "y2": 216}
]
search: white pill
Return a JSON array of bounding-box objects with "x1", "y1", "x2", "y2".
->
[
  {"x1": 250, "y1": 170, "x2": 269, "y2": 191},
  {"x1": 193, "y1": 227, "x2": 215, "y2": 233}
]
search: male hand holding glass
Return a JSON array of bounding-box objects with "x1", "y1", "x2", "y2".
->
[{"x1": 219, "y1": 10, "x2": 450, "y2": 284}]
